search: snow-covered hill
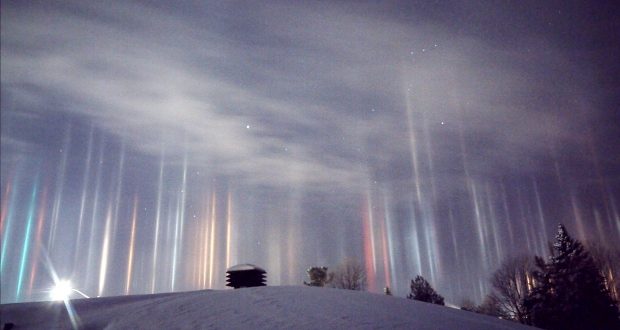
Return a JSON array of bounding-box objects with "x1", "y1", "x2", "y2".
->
[{"x1": 1, "y1": 286, "x2": 535, "y2": 329}]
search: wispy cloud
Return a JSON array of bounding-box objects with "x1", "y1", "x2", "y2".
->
[{"x1": 1, "y1": 1, "x2": 600, "y2": 189}]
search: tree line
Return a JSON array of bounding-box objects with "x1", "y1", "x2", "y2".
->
[{"x1": 304, "y1": 224, "x2": 620, "y2": 330}]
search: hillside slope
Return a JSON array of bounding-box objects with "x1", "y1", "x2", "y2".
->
[{"x1": 1, "y1": 286, "x2": 535, "y2": 329}]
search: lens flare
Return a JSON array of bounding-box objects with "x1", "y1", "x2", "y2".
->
[{"x1": 50, "y1": 280, "x2": 73, "y2": 301}]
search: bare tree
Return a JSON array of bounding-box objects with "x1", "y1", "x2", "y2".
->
[
  {"x1": 490, "y1": 255, "x2": 535, "y2": 323},
  {"x1": 328, "y1": 259, "x2": 366, "y2": 291},
  {"x1": 477, "y1": 294, "x2": 508, "y2": 318}
]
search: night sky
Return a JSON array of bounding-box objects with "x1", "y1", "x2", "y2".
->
[{"x1": 2, "y1": 1, "x2": 619, "y2": 304}]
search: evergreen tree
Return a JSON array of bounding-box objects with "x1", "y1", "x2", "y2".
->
[
  {"x1": 304, "y1": 267, "x2": 328, "y2": 287},
  {"x1": 407, "y1": 275, "x2": 444, "y2": 305},
  {"x1": 524, "y1": 224, "x2": 619, "y2": 330},
  {"x1": 586, "y1": 241, "x2": 620, "y2": 302}
]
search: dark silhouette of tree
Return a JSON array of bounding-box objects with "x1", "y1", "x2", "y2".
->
[
  {"x1": 460, "y1": 295, "x2": 506, "y2": 318},
  {"x1": 586, "y1": 241, "x2": 620, "y2": 302},
  {"x1": 524, "y1": 224, "x2": 619, "y2": 330},
  {"x1": 304, "y1": 266, "x2": 329, "y2": 287},
  {"x1": 407, "y1": 275, "x2": 444, "y2": 305},
  {"x1": 460, "y1": 298, "x2": 477, "y2": 312},
  {"x1": 489, "y1": 255, "x2": 535, "y2": 323},
  {"x1": 384, "y1": 286, "x2": 392, "y2": 296},
  {"x1": 476, "y1": 294, "x2": 506, "y2": 318},
  {"x1": 328, "y1": 259, "x2": 366, "y2": 291}
]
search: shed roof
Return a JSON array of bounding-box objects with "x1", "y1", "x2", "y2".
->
[{"x1": 226, "y1": 264, "x2": 266, "y2": 273}]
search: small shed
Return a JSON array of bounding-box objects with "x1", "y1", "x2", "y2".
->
[{"x1": 225, "y1": 264, "x2": 267, "y2": 289}]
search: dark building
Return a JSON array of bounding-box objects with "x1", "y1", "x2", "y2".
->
[{"x1": 225, "y1": 264, "x2": 267, "y2": 289}]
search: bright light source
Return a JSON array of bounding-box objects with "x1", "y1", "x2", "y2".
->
[{"x1": 50, "y1": 280, "x2": 73, "y2": 301}]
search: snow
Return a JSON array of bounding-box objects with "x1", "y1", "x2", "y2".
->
[{"x1": 0, "y1": 286, "x2": 536, "y2": 329}]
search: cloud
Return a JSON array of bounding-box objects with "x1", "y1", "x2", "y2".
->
[{"x1": 1, "y1": 1, "x2": 601, "y2": 191}]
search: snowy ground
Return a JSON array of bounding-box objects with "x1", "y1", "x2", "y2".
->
[{"x1": 1, "y1": 286, "x2": 536, "y2": 329}]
